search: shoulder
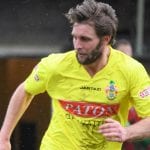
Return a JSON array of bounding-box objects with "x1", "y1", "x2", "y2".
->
[
  {"x1": 41, "y1": 50, "x2": 76, "y2": 65},
  {"x1": 111, "y1": 48, "x2": 144, "y2": 71},
  {"x1": 110, "y1": 48, "x2": 148, "y2": 84},
  {"x1": 37, "y1": 50, "x2": 77, "y2": 73}
]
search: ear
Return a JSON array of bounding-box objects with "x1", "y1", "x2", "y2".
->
[{"x1": 102, "y1": 35, "x2": 111, "y2": 45}]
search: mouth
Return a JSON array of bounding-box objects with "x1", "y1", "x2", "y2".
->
[
  {"x1": 77, "y1": 53, "x2": 87, "y2": 59},
  {"x1": 77, "y1": 51, "x2": 87, "y2": 56},
  {"x1": 78, "y1": 53, "x2": 86, "y2": 56}
]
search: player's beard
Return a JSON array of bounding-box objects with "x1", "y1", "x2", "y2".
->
[{"x1": 76, "y1": 41, "x2": 103, "y2": 65}]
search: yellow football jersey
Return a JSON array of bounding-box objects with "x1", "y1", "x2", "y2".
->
[{"x1": 25, "y1": 46, "x2": 150, "y2": 150}]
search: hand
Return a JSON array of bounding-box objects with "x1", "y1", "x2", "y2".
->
[
  {"x1": 98, "y1": 118, "x2": 127, "y2": 142},
  {"x1": 0, "y1": 137, "x2": 11, "y2": 150}
]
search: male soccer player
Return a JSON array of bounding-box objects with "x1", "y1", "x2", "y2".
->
[{"x1": 0, "y1": 0, "x2": 150, "y2": 150}]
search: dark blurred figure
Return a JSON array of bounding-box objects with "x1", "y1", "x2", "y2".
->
[{"x1": 113, "y1": 39, "x2": 133, "y2": 56}]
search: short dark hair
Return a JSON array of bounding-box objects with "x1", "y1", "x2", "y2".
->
[{"x1": 65, "y1": 0, "x2": 118, "y2": 45}]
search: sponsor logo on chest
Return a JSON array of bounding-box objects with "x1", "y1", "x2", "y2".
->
[{"x1": 59, "y1": 100, "x2": 120, "y2": 118}]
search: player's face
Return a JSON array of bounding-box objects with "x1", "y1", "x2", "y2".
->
[{"x1": 72, "y1": 23, "x2": 103, "y2": 65}]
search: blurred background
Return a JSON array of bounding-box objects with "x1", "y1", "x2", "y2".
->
[{"x1": 0, "y1": 0, "x2": 149, "y2": 149}]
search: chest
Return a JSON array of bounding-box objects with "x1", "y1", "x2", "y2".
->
[{"x1": 47, "y1": 72, "x2": 129, "y2": 104}]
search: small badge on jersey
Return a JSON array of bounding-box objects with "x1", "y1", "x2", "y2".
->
[
  {"x1": 105, "y1": 80, "x2": 118, "y2": 100},
  {"x1": 34, "y1": 74, "x2": 39, "y2": 81},
  {"x1": 33, "y1": 65, "x2": 40, "y2": 81},
  {"x1": 139, "y1": 87, "x2": 150, "y2": 98}
]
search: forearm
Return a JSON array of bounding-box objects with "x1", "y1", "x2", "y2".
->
[
  {"x1": 125, "y1": 117, "x2": 150, "y2": 141},
  {"x1": 0, "y1": 82, "x2": 34, "y2": 140}
]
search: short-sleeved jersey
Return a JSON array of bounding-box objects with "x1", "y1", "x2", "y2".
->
[{"x1": 24, "y1": 46, "x2": 150, "y2": 150}]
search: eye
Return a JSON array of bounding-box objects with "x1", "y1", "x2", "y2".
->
[{"x1": 80, "y1": 36, "x2": 91, "y2": 42}]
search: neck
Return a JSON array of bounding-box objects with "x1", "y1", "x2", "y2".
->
[{"x1": 84, "y1": 46, "x2": 110, "y2": 77}]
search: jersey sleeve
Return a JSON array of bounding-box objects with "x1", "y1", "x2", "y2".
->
[
  {"x1": 24, "y1": 55, "x2": 52, "y2": 95},
  {"x1": 130, "y1": 63, "x2": 150, "y2": 118}
]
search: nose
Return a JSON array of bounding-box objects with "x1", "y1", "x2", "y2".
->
[{"x1": 73, "y1": 38, "x2": 82, "y2": 50}]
